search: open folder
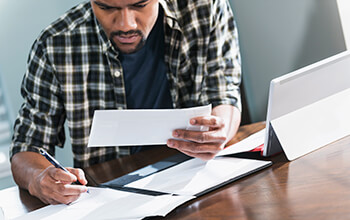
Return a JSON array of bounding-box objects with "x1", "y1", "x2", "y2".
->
[
  {"x1": 101, "y1": 153, "x2": 272, "y2": 198},
  {"x1": 134, "y1": 157, "x2": 271, "y2": 197}
]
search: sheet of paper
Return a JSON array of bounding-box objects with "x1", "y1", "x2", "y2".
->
[
  {"x1": 216, "y1": 128, "x2": 265, "y2": 157},
  {"x1": 127, "y1": 157, "x2": 271, "y2": 196},
  {"x1": 0, "y1": 187, "x2": 30, "y2": 220},
  {"x1": 88, "y1": 105, "x2": 211, "y2": 147},
  {"x1": 13, "y1": 187, "x2": 194, "y2": 220},
  {"x1": 0, "y1": 207, "x2": 5, "y2": 220}
]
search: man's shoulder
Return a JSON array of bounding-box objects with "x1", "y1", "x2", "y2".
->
[
  {"x1": 163, "y1": 0, "x2": 221, "y2": 32},
  {"x1": 36, "y1": 1, "x2": 93, "y2": 45},
  {"x1": 165, "y1": 0, "x2": 212, "y2": 20}
]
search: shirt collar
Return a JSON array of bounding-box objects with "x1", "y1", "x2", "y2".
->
[
  {"x1": 92, "y1": 12, "x2": 116, "y2": 54},
  {"x1": 159, "y1": 0, "x2": 181, "y2": 31}
]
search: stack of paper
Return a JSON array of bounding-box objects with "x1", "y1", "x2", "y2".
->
[
  {"x1": 217, "y1": 129, "x2": 265, "y2": 156},
  {"x1": 13, "y1": 187, "x2": 194, "y2": 220}
]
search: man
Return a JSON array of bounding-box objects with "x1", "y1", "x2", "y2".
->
[{"x1": 10, "y1": 0, "x2": 241, "y2": 205}]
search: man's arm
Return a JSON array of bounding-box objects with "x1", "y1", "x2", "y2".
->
[
  {"x1": 165, "y1": 0, "x2": 242, "y2": 159},
  {"x1": 11, "y1": 151, "x2": 88, "y2": 204},
  {"x1": 211, "y1": 104, "x2": 241, "y2": 144},
  {"x1": 167, "y1": 104, "x2": 241, "y2": 160},
  {"x1": 10, "y1": 38, "x2": 87, "y2": 204}
]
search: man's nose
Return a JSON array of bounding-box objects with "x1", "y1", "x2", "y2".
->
[{"x1": 116, "y1": 8, "x2": 137, "y2": 32}]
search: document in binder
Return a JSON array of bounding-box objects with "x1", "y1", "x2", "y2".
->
[{"x1": 102, "y1": 153, "x2": 272, "y2": 198}]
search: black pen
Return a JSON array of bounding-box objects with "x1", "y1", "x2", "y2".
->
[{"x1": 39, "y1": 148, "x2": 89, "y2": 193}]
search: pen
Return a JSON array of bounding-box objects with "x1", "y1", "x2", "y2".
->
[{"x1": 39, "y1": 148, "x2": 89, "y2": 193}]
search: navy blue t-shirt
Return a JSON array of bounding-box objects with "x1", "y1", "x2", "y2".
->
[
  {"x1": 119, "y1": 9, "x2": 172, "y2": 153},
  {"x1": 119, "y1": 9, "x2": 172, "y2": 110}
]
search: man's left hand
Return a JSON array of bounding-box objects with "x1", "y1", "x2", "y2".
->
[{"x1": 167, "y1": 115, "x2": 228, "y2": 160}]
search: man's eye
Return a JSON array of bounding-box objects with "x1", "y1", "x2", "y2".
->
[
  {"x1": 98, "y1": 5, "x2": 113, "y2": 10},
  {"x1": 133, "y1": 4, "x2": 147, "y2": 8}
]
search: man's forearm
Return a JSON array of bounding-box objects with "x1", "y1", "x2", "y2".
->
[
  {"x1": 11, "y1": 151, "x2": 51, "y2": 190},
  {"x1": 212, "y1": 104, "x2": 241, "y2": 144}
]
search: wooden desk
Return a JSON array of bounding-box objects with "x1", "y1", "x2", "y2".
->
[{"x1": 1, "y1": 122, "x2": 350, "y2": 219}]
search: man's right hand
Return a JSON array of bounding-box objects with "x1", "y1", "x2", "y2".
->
[
  {"x1": 28, "y1": 166, "x2": 88, "y2": 205},
  {"x1": 11, "y1": 151, "x2": 88, "y2": 205}
]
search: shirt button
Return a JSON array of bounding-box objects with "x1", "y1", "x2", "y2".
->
[
  {"x1": 114, "y1": 70, "x2": 121, "y2": 77},
  {"x1": 227, "y1": 83, "x2": 235, "y2": 90}
]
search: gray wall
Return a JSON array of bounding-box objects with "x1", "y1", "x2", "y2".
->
[
  {"x1": 0, "y1": 0, "x2": 82, "y2": 120},
  {"x1": 230, "y1": 0, "x2": 346, "y2": 122},
  {"x1": 0, "y1": 0, "x2": 82, "y2": 190}
]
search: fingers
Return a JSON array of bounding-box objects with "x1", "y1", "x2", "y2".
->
[
  {"x1": 190, "y1": 116, "x2": 225, "y2": 129},
  {"x1": 172, "y1": 129, "x2": 227, "y2": 144},
  {"x1": 30, "y1": 167, "x2": 88, "y2": 205},
  {"x1": 48, "y1": 167, "x2": 77, "y2": 184},
  {"x1": 48, "y1": 167, "x2": 88, "y2": 185},
  {"x1": 40, "y1": 180, "x2": 87, "y2": 205},
  {"x1": 48, "y1": 167, "x2": 88, "y2": 193},
  {"x1": 181, "y1": 150, "x2": 216, "y2": 161},
  {"x1": 167, "y1": 140, "x2": 218, "y2": 160},
  {"x1": 167, "y1": 139, "x2": 224, "y2": 155},
  {"x1": 167, "y1": 116, "x2": 228, "y2": 160},
  {"x1": 57, "y1": 183, "x2": 88, "y2": 195},
  {"x1": 66, "y1": 167, "x2": 88, "y2": 185},
  {"x1": 47, "y1": 186, "x2": 84, "y2": 204}
]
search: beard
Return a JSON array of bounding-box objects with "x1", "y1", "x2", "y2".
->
[{"x1": 110, "y1": 30, "x2": 146, "y2": 54}]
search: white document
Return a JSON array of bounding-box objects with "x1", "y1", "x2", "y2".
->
[
  {"x1": 0, "y1": 207, "x2": 5, "y2": 220},
  {"x1": 88, "y1": 105, "x2": 212, "y2": 147},
  {"x1": 216, "y1": 129, "x2": 265, "y2": 157},
  {"x1": 127, "y1": 157, "x2": 271, "y2": 196},
  {"x1": 0, "y1": 187, "x2": 29, "y2": 220},
  {"x1": 13, "y1": 187, "x2": 194, "y2": 220}
]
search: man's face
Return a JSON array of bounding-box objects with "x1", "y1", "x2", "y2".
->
[{"x1": 91, "y1": 0, "x2": 159, "y2": 54}]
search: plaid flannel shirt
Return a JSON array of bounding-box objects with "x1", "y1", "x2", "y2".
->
[{"x1": 10, "y1": 0, "x2": 241, "y2": 168}]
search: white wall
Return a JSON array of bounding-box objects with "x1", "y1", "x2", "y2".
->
[
  {"x1": 0, "y1": 0, "x2": 82, "y2": 190},
  {"x1": 230, "y1": 0, "x2": 346, "y2": 122}
]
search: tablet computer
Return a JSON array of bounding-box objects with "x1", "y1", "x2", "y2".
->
[{"x1": 263, "y1": 50, "x2": 350, "y2": 158}]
